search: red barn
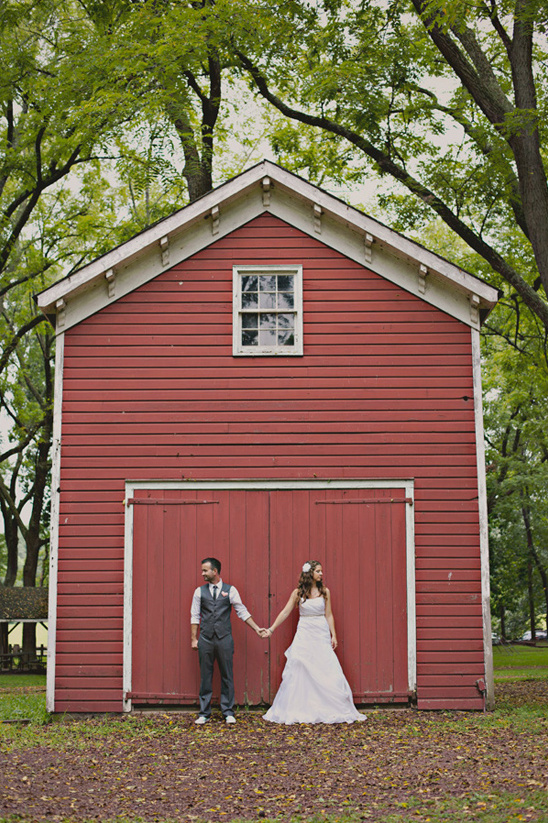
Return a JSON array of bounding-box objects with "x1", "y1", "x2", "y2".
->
[{"x1": 37, "y1": 162, "x2": 499, "y2": 713}]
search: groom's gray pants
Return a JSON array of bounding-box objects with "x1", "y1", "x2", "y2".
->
[{"x1": 197, "y1": 633, "x2": 235, "y2": 717}]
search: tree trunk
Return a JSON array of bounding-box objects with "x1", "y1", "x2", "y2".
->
[
  {"x1": 21, "y1": 433, "x2": 51, "y2": 659},
  {"x1": 0, "y1": 620, "x2": 8, "y2": 656},
  {"x1": 527, "y1": 560, "x2": 536, "y2": 639},
  {"x1": 411, "y1": 0, "x2": 548, "y2": 297},
  {"x1": 508, "y1": 4, "x2": 548, "y2": 298},
  {"x1": 22, "y1": 535, "x2": 40, "y2": 660},
  {"x1": 169, "y1": 109, "x2": 212, "y2": 203},
  {"x1": 166, "y1": 56, "x2": 221, "y2": 204},
  {"x1": 522, "y1": 503, "x2": 548, "y2": 640},
  {"x1": 1, "y1": 504, "x2": 19, "y2": 587},
  {"x1": 22, "y1": 622, "x2": 36, "y2": 661},
  {"x1": 499, "y1": 603, "x2": 506, "y2": 641}
]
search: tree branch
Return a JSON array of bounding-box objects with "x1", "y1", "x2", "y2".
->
[
  {"x1": 411, "y1": 83, "x2": 528, "y2": 237},
  {"x1": 411, "y1": 0, "x2": 548, "y2": 297},
  {"x1": 410, "y1": 0, "x2": 513, "y2": 124},
  {"x1": 485, "y1": 0, "x2": 513, "y2": 50},
  {"x1": 0, "y1": 314, "x2": 47, "y2": 377},
  {"x1": 0, "y1": 474, "x2": 29, "y2": 540}
]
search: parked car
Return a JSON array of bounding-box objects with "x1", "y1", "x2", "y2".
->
[
  {"x1": 491, "y1": 632, "x2": 501, "y2": 645},
  {"x1": 520, "y1": 629, "x2": 547, "y2": 641}
]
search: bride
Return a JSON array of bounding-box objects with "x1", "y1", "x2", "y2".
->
[{"x1": 262, "y1": 561, "x2": 366, "y2": 724}]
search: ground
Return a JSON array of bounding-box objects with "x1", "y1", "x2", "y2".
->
[{"x1": 0, "y1": 650, "x2": 547, "y2": 823}]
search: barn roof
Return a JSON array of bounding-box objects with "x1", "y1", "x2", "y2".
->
[{"x1": 36, "y1": 161, "x2": 499, "y2": 331}]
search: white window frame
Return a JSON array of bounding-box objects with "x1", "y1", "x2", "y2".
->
[{"x1": 232, "y1": 265, "x2": 303, "y2": 356}]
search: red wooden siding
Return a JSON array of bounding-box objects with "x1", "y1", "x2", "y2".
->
[{"x1": 55, "y1": 212, "x2": 485, "y2": 712}]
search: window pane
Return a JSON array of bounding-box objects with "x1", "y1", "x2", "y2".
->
[
  {"x1": 277, "y1": 293, "x2": 294, "y2": 309},
  {"x1": 242, "y1": 292, "x2": 258, "y2": 309},
  {"x1": 277, "y1": 275, "x2": 294, "y2": 292},
  {"x1": 259, "y1": 275, "x2": 277, "y2": 291},
  {"x1": 241, "y1": 275, "x2": 258, "y2": 292},
  {"x1": 259, "y1": 329, "x2": 277, "y2": 346},
  {"x1": 259, "y1": 313, "x2": 276, "y2": 328},
  {"x1": 259, "y1": 292, "x2": 276, "y2": 309},
  {"x1": 242, "y1": 330, "x2": 258, "y2": 346},
  {"x1": 235, "y1": 267, "x2": 301, "y2": 355},
  {"x1": 278, "y1": 330, "x2": 295, "y2": 346}
]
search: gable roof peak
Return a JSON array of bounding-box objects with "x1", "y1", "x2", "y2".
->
[{"x1": 36, "y1": 160, "x2": 498, "y2": 330}]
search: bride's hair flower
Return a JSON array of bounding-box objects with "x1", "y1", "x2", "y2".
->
[{"x1": 302, "y1": 562, "x2": 312, "y2": 573}]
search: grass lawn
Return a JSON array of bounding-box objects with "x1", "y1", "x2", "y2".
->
[
  {"x1": 0, "y1": 656, "x2": 547, "y2": 823},
  {"x1": 493, "y1": 644, "x2": 548, "y2": 682},
  {"x1": 0, "y1": 674, "x2": 49, "y2": 726}
]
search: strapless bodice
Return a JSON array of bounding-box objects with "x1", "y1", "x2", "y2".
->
[{"x1": 298, "y1": 596, "x2": 326, "y2": 617}]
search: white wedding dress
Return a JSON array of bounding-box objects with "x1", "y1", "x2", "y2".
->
[{"x1": 263, "y1": 596, "x2": 366, "y2": 724}]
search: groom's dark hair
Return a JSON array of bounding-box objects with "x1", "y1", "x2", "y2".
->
[{"x1": 202, "y1": 557, "x2": 221, "y2": 573}]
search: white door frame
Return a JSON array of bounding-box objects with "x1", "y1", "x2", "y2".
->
[{"x1": 123, "y1": 478, "x2": 416, "y2": 712}]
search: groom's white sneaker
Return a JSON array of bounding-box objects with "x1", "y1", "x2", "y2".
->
[
  {"x1": 195, "y1": 715, "x2": 209, "y2": 725},
  {"x1": 225, "y1": 715, "x2": 236, "y2": 724}
]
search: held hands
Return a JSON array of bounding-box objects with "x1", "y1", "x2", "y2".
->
[{"x1": 258, "y1": 627, "x2": 272, "y2": 639}]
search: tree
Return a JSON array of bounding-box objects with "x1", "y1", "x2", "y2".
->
[
  {"x1": 0, "y1": 0, "x2": 158, "y2": 654},
  {"x1": 0, "y1": 135, "x2": 194, "y2": 656},
  {"x1": 232, "y1": 0, "x2": 548, "y2": 330},
  {"x1": 80, "y1": 0, "x2": 258, "y2": 202},
  {"x1": 483, "y1": 318, "x2": 548, "y2": 639}
]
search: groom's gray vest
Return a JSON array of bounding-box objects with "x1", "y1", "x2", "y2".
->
[{"x1": 199, "y1": 583, "x2": 232, "y2": 640}]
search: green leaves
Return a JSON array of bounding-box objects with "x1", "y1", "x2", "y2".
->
[
  {"x1": 234, "y1": 0, "x2": 548, "y2": 329},
  {"x1": 482, "y1": 302, "x2": 548, "y2": 637}
]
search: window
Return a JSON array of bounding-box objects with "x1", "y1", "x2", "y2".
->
[{"x1": 233, "y1": 265, "x2": 303, "y2": 356}]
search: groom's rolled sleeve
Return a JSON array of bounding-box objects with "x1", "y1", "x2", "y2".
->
[
  {"x1": 190, "y1": 587, "x2": 202, "y2": 624},
  {"x1": 229, "y1": 586, "x2": 252, "y2": 622}
]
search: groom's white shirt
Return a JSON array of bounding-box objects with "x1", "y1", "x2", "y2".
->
[{"x1": 190, "y1": 579, "x2": 251, "y2": 625}]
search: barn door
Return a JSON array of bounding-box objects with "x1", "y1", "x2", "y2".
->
[
  {"x1": 128, "y1": 484, "x2": 410, "y2": 707},
  {"x1": 129, "y1": 488, "x2": 270, "y2": 705},
  {"x1": 269, "y1": 488, "x2": 409, "y2": 703}
]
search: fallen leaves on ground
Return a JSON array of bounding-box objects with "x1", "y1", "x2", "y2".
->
[{"x1": 0, "y1": 681, "x2": 547, "y2": 822}]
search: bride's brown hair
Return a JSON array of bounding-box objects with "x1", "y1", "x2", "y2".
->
[{"x1": 297, "y1": 560, "x2": 327, "y2": 602}]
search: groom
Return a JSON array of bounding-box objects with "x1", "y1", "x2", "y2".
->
[{"x1": 190, "y1": 557, "x2": 264, "y2": 724}]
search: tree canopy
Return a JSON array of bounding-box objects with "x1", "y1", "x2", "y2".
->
[{"x1": 233, "y1": 0, "x2": 548, "y2": 330}]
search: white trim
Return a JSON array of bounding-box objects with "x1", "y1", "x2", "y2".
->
[
  {"x1": 37, "y1": 166, "x2": 272, "y2": 310},
  {"x1": 48, "y1": 193, "x2": 266, "y2": 334},
  {"x1": 46, "y1": 332, "x2": 64, "y2": 712},
  {"x1": 123, "y1": 477, "x2": 416, "y2": 707},
  {"x1": 122, "y1": 485, "x2": 134, "y2": 713},
  {"x1": 262, "y1": 176, "x2": 271, "y2": 207},
  {"x1": 268, "y1": 190, "x2": 483, "y2": 330},
  {"x1": 472, "y1": 329, "x2": 494, "y2": 709},
  {"x1": 404, "y1": 480, "x2": 417, "y2": 696},
  {"x1": 232, "y1": 265, "x2": 303, "y2": 356},
  {"x1": 37, "y1": 161, "x2": 499, "y2": 332},
  {"x1": 127, "y1": 478, "x2": 413, "y2": 491},
  {"x1": 2, "y1": 619, "x2": 49, "y2": 624}
]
